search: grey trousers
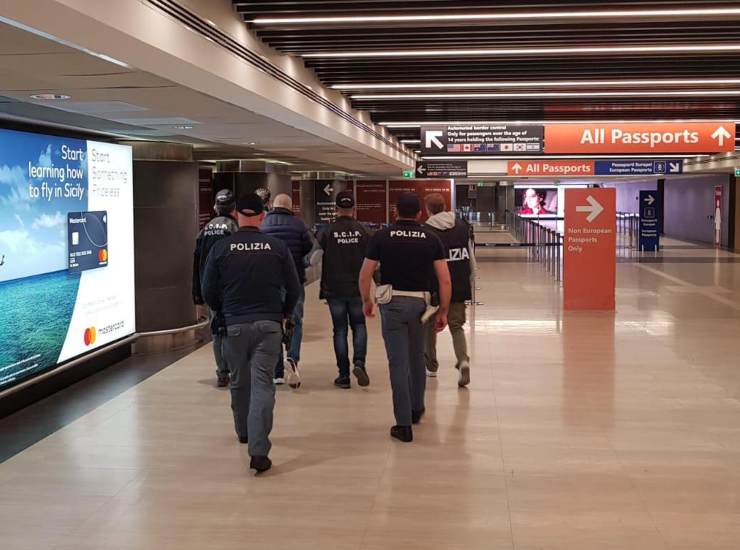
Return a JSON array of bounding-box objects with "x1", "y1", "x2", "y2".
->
[
  {"x1": 209, "y1": 308, "x2": 228, "y2": 376},
  {"x1": 222, "y1": 321, "x2": 282, "y2": 457},
  {"x1": 424, "y1": 302, "x2": 470, "y2": 370},
  {"x1": 379, "y1": 297, "x2": 427, "y2": 427}
]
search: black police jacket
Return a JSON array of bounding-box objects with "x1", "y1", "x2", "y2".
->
[
  {"x1": 201, "y1": 227, "x2": 301, "y2": 325},
  {"x1": 192, "y1": 214, "x2": 239, "y2": 304},
  {"x1": 425, "y1": 213, "x2": 473, "y2": 303},
  {"x1": 317, "y1": 216, "x2": 371, "y2": 299}
]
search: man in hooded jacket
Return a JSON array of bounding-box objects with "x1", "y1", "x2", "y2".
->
[{"x1": 423, "y1": 193, "x2": 474, "y2": 387}]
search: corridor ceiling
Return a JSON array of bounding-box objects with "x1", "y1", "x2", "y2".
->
[{"x1": 234, "y1": 0, "x2": 740, "y2": 143}]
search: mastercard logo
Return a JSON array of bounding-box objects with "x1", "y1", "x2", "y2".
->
[
  {"x1": 84, "y1": 327, "x2": 97, "y2": 346},
  {"x1": 98, "y1": 248, "x2": 108, "y2": 263}
]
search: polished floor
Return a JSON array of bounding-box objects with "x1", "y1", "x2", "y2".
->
[{"x1": 2, "y1": 239, "x2": 740, "y2": 549}]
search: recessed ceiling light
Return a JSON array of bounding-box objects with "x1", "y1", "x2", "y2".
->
[
  {"x1": 352, "y1": 90, "x2": 740, "y2": 100},
  {"x1": 304, "y1": 44, "x2": 740, "y2": 59},
  {"x1": 333, "y1": 78, "x2": 740, "y2": 90},
  {"x1": 30, "y1": 93, "x2": 70, "y2": 100},
  {"x1": 173, "y1": 125, "x2": 194, "y2": 130},
  {"x1": 253, "y1": 7, "x2": 740, "y2": 25}
]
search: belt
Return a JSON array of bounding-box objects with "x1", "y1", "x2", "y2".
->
[{"x1": 392, "y1": 290, "x2": 429, "y2": 300}]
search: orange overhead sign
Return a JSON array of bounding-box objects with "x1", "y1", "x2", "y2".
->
[
  {"x1": 564, "y1": 188, "x2": 616, "y2": 310},
  {"x1": 507, "y1": 160, "x2": 594, "y2": 177},
  {"x1": 545, "y1": 122, "x2": 735, "y2": 154}
]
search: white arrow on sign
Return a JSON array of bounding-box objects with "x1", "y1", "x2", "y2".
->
[
  {"x1": 511, "y1": 162, "x2": 523, "y2": 175},
  {"x1": 425, "y1": 130, "x2": 444, "y2": 150},
  {"x1": 323, "y1": 184, "x2": 334, "y2": 196},
  {"x1": 417, "y1": 164, "x2": 427, "y2": 176},
  {"x1": 644, "y1": 194, "x2": 656, "y2": 205},
  {"x1": 669, "y1": 161, "x2": 681, "y2": 173},
  {"x1": 576, "y1": 195, "x2": 605, "y2": 223},
  {"x1": 711, "y1": 126, "x2": 732, "y2": 146}
]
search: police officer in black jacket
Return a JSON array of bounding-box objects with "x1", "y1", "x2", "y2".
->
[
  {"x1": 423, "y1": 193, "x2": 474, "y2": 387},
  {"x1": 192, "y1": 189, "x2": 240, "y2": 387},
  {"x1": 359, "y1": 193, "x2": 452, "y2": 443},
  {"x1": 317, "y1": 191, "x2": 372, "y2": 389},
  {"x1": 202, "y1": 193, "x2": 301, "y2": 474}
]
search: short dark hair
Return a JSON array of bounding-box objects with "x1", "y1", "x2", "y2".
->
[
  {"x1": 396, "y1": 192, "x2": 421, "y2": 218},
  {"x1": 425, "y1": 193, "x2": 446, "y2": 215}
]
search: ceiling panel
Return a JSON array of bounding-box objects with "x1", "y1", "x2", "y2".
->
[{"x1": 234, "y1": 0, "x2": 740, "y2": 141}]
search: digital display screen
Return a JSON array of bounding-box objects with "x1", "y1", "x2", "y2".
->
[
  {"x1": 0, "y1": 128, "x2": 135, "y2": 391},
  {"x1": 514, "y1": 186, "x2": 560, "y2": 218}
]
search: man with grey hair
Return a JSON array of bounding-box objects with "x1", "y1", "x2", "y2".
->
[{"x1": 261, "y1": 193, "x2": 313, "y2": 388}]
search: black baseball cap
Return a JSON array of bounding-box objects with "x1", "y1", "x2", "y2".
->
[
  {"x1": 214, "y1": 189, "x2": 235, "y2": 208},
  {"x1": 336, "y1": 190, "x2": 355, "y2": 209},
  {"x1": 396, "y1": 192, "x2": 421, "y2": 217},
  {"x1": 236, "y1": 193, "x2": 265, "y2": 217}
]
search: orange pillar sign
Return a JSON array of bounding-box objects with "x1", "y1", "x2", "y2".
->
[{"x1": 564, "y1": 188, "x2": 617, "y2": 310}]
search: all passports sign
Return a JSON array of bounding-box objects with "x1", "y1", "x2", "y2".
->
[{"x1": 564, "y1": 188, "x2": 617, "y2": 310}]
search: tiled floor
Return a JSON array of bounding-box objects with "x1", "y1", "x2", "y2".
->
[{"x1": 2, "y1": 239, "x2": 740, "y2": 549}]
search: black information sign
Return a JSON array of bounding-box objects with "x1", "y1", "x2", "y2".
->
[
  {"x1": 421, "y1": 124, "x2": 544, "y2": 155},
  {"x1": 313, "y1": 180, "x2": 353, "y2": 224},
  {"x1": 416, "y1": 160, "x2": 468, "y2": 178}
]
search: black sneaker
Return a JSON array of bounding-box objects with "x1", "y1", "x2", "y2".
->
[
  {"x1": 217, "y1": 373, "x2": 230, "y2": 387},
  {"x1": 353, "y1": 365, "x2": 370, "y2": 387},
  {"x1": 238, "y1": 435, "x2": 248, "y2": 444},
  {"x1": 390, "y1": 425, "x2": 413, "y2": 442},
  {"x1": 250, "y1": 456, "x2": 272, "y2": 473},
  {"x1": 411, "y1": 408, "x2": 425, "y2": 424},
  {"x1": 334, "y1": 376, "x2": 351, "y2": 389}
]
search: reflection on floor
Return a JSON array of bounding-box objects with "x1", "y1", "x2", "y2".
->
[{"x1": 2, "y1": 239, "x2": 740, "y2": 550}]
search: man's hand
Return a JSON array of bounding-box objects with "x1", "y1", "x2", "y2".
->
[
  {"x1": 434, "y1": 312, "x2": 448, "y2": 333},
  {"x1": 363, "y1": 300, "x2": 375, "y2": 318}
]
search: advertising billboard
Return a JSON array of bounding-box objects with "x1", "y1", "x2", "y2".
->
[{"x1": 0, "y1": 128, "x2": 135, "y2": 391}]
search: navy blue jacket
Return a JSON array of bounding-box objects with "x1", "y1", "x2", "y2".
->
[
  {"x1": 260, "y1": 208, "x2": 313, "y2": 283},
  {"x1": 202, "y1": 227, "x2": 301, "y2": 325}
]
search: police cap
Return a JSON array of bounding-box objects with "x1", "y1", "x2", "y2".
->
[
  {"x1": 237, "y1": 193, "x2": 265, "y2": 217},
  {"x1": 214, "y1": 189, "x2": 235, "y2": 209}
]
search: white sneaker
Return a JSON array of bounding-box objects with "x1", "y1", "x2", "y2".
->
[
  {"x1": 425, "y1": 368, "x2": 437, "y2": 378},
  {"x1": 458, "y1": 362, "x2": 471, "y2": 387},
  {"x1": 273, "y1": 377, "x2": 285, "y2": 385},
  {"x1": 285, "y1": 358, "x2": 301, "y2": 389}
]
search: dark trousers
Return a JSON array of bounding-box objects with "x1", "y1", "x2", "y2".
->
[
  {"x1": 222, "y1": 321, "x2": 282, "y2": 457},
  {"x1": 379, "y1": 297, "x2": 427, "y2": 427},
  {"x1": 327, "y1": 297, "x2": 367, "y2": 377}
]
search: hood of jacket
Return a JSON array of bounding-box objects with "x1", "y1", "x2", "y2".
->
[{"x1": 426, "y1": 211, "x2": 456, "y2": 230}]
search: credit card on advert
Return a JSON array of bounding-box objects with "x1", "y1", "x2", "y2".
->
[{"x1": 67, "y1": 211, "x2": 109, "y2": 273}]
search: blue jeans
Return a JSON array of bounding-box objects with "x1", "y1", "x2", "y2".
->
[
  {"x1": 275, "y1": 285, "x2": 305, "y2": 378},
  {"x1": 327, "y1": 297, "x2": 367, "y2": 377}
]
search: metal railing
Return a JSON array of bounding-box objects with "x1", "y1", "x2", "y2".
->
[{"x1": 616, "y1": 212, "x2": 639, "y2": 249}]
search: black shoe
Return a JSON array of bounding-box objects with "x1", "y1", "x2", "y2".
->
[
  {"x1": 411, "y1": 408, "x2": 425, "y2": 424},
  {"x1": 334, "y1": 376, "x2": 351, "y2": 389},
  {"x1": 238, "y1": 435, "x2": 248, "y2": 444},
  {"x1": 352, "y1": 365, "x2": 370, "y2": 387},
  {"x1": 250, "y1": 456, "x2": 272, "y2": 473},
  {"x1": 217, "y1": 373, "x2": 230, "y2": 387},
  {"x1": 390, "y1": 425, "x2": 413, "y2": 442}
]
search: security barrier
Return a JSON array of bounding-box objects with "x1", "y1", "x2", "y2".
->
[{"x1": 616, "y1": 212, "x2": 639, "y2": 249}]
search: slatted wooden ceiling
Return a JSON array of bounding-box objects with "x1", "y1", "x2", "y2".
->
[{"x1": 233, "y1": 1, "x2": 740, "y2": 142}]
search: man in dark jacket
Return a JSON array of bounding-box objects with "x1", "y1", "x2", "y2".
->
[
  {"x1": 192, "y1": 189, "x2": 239, "y2": 387},
  {"x1": 260, "y1": 193, "x2": 313, "y2": 388},
  {"x1": 202, "y1": 193, "x2": 301, "y2": 474},
  {"x1": 423, "y1": 193, "x2": 473, "y2": 388},
  {"x1": 317, "y1": 191, "x2": 371, "y2": 389}
]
